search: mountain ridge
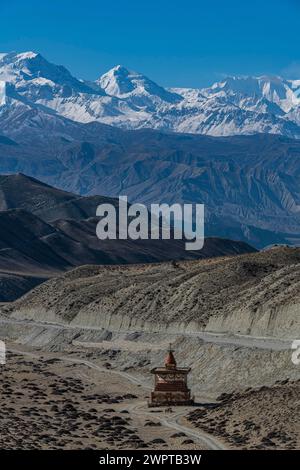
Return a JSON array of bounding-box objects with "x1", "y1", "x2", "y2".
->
[
  {"x1": 2, "y1": 52, "x2": 300, "y2": 249},
  {"x1": 1, "y1": 51, "x2": 300, "y2": 138},
  {"x1": 1, "y1": 99, "x2": 300, "y2": 249}
]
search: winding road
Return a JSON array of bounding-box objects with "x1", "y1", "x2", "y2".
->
[
  {"x1": 8, "y1": 346, "x2": 226, "y2": 450},
  {"x1": 0, "y1": 316, "x2": 292, "y2": 351},
  {"x1": 3, "y1": 313, "x2": 291, "y2": 450}
]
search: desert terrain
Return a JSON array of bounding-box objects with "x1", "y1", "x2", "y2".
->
[
  {"x1": 0, "y1": 247, "x2": 299, "y2": 449},
  {"x1": 0, "y1": 345, "x2": 219, "y2": 450},
  {"x1": 187, "y1": 379, "x2": 299, "y2": 450}
]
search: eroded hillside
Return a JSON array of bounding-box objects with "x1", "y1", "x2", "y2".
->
[{"x1": 4, "y1": 247, "x2": 300, "y2": 339}]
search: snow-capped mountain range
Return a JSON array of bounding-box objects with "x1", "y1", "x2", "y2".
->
[{"x1": 1, "y1": 51, "x2": 300, "y2": 138}]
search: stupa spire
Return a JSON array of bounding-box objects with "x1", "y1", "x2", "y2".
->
[{"x1": 165, "y1": 343, "x2": 177, "y2": 369}]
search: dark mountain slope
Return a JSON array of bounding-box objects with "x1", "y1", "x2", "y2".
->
[
  {"x1": 0, "y1": 175, "x2": 255, "y2": 301},
  {"x1": 0, "y1": 173, "x2": 118, "y2": 222}
]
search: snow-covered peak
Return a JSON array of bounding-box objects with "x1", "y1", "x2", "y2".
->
[
  {"x1": 0, "y1": 51, "x2": 39, "y2": 64},
  {"x1": 15, "y1": 51, "x2": 39, "y2": 60},
  {"x1": 1, "y1": 51, "x2": 300, "y2": 138},
  {"x1": 97, "y1": 65, "x2": 182, "y2": 103},
  {"x1": 207, "y1": 75, "x2": 300, "y2": 112},
  {"x1": 0, "y1": 51, "x2": 99, "y2": 96},
  {"x1": 0, "y1": 51, "x2": 48, "y2": 79},
  {"x1": 97, "y1": 65, "x2": 137, "y2": 96}
]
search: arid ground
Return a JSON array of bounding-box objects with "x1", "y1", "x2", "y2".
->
[
  {"x1": 0, "y1": 340, "x2": 299, "y2": 450},
  {"x1": 0, "y1": 345, "x2": 215, "y2": 450},
  {"x1": 0, "y1": 248, "x2": 299, "y2": 450}
]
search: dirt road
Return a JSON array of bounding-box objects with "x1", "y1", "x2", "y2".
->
[{"x1": 8, "y1": 345, "x2": 226, "y2": 450}]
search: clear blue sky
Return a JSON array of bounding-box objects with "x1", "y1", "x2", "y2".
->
[{"x1": 0, "y1": 0, "x2": 299, "y2": 87}]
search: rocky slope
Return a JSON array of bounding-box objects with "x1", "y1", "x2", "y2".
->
[
  {"x1": 188, "y1": 379, "x2": 300, "y2": 449},
  {"x1": 1, "y1": 242, "x2": 298, "y2": 451},
  {"x1": 1, "y1": 247, "x2": 299, "y2": 409},
  {"x1": 4, "y1": 247, "x2": 300, "y2": 339}
]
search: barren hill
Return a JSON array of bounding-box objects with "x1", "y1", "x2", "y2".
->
[
  {"x1": 1, "y1": 247, "x2": 299, "y2": 449},
  {"x1": 5, "y1": 247, "x2": 300, "y2": 339},
  {"x1": 188, "y1": 379, "x2": 300, "y2": 449}
]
